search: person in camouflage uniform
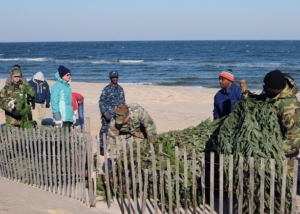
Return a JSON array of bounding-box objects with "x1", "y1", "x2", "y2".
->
[
  {"x1": 263, "y1": 70, "x2": 300, "y2": 173},
  {"x1": 106, "y1": 103, "x2": 157, "y2": 151},
  {"x1": 99, "y1": 71, "x2": 125, "y2": 154},
  {"x1": 0, "y1": 65, "x2": 35, "y2": 127}
]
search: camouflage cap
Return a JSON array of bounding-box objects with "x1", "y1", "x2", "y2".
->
[
  {"x1": 109, "y1": 70, "x2": 119, "y2": 78},
  {"x1": 10, "y1": 66, "x2": 22, "y2": 77},
  {"x1": 114, "y1": 104, "x2": 129, "y2": 124}
]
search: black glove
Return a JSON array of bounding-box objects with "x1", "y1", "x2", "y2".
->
[
  {"x1": 31, "y1": 100, "x2": 35, "y2": 109},
  {"x1": 45, "y1": 102, "x2": 50, "y2": 108},
  {"x1": 11, "y1": 109, "x2": 20, "y2": 117}
]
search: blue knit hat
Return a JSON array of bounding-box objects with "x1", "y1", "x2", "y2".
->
[{"x1": 58, "y1": 65, "x2": 71, "y2": 78}]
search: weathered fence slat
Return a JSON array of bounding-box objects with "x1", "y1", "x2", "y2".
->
[
  {"x1": 48, "y1": 129, "x2": 53, "y2": 193},
  {"x1": 175, "y1": 146, "x2": 180, "y2": 214},
  {"x1": 52, "y1": 130, "x2": 58, "y2": 194},
  {"x1": 74, "y1": 132, "x2": 79, "y2": 199},
  {"x1": 37, "y1": 129, "x2": 43, "y2": 188},
  {"x1": 28, "y1": 128, "x2": 36, "y2": 186},
  {"x1": 117, "y1": 147, "x2": 125, "y2": 214},
  {"x1": 249, "y1": 157, "x2": 254, "y2": 214},
  {"x1": 43, "y1": 130, "x2": 48, "y2": 191},
  {"x1": 192, "y1": 149, "x2": 197, "y2": 214},
  {"x1": 159, "y1": 144, "x2": 165, "y2": 214},
  {"x1": 25, "y1": 128, "x2": 33, "y2": 185},
  {"x1": 280, "y1": 160, "x2": 287, "y2": 213},
  {"x1": 201, "y1": 152, "x2": 205, "y2": 213},
  {"x1": 71, "y1": 130, "x2": 76, "y2": 198},
  {"x1": 210, "y1": 152, "x2": 214, "y2": 214},
  {"x1": 0, "y1": 128, "x2": 6, "y2": 177},
  {"x1": 81, "y1": 134, "x2": 87, "y2": 204},
  {"x1": 184, "y1": 147, "x2": 188, "y2": 214},
  {"x1": 85, "y1": 117, "x2": 95, "y2": 207},
  {"x1": 56, "y1": 128, "x2": 62, "y2": 195},
  {"x1": 150, "y1": 143, "x2": 158, "y2": 214},
  {"x1": 219, "y1": 154, "x2": 224, "y2": 214},
  {"x1": 141, "y1": 169, "x2": 149, "y2": 214},
  {"x1": 238, "y1": 156, "x2": 243, "y2": 214},
  {"x1": 32, "y1": 128, "x2": 39, "y2": 188},
  {"x1": 130, "y1": 140, "x2": 137, "y2": 214},
  {"x1": 167, "y1": 158, "x2": 173, "y2": 214},
  {"x1": 137, "y1": 140, "x2": 142, "y2": 207},
  {"x1": 16, "y1": 128, "x2": 24, "y2": 182},
  {"x1": 0, "y1": 128, "x2": 9, "y2": 178},
  {"x1": 61, "y1": 128, "x2": 67, "y2": 196},
  {"x1": 12, "y1": 128, "x2": 20, "y2": 182},
  {"x1": 228, "y1": 155, "x2": 233, "y2": 214},
  {"x1": 7, "y1": 127, "x2": 17, "y2": 181},
  {"x1": 111, "y1": 147, "x2": 117, "y2": 197},
  {"x1": 19, "y1": 129, "x2": 27, "y2": 182},
  {"x1": 259, "y1": 158, "x2": 265, "y2": 214},
  {"x1": 270, "y1": 159, "x2": 275, "y2": 214},
  {"x1": 104, "y1": 134, "x2": 111, "y2": 208},
  {"x1": 123, "y1": 139, "x2": 131, "y2": 214},
  {"x1": 291, "y1": 160, "x2": 298, "y2": 214},
  {"x1": 66, "y1": 130, "x2": 71, "y2": 197}
]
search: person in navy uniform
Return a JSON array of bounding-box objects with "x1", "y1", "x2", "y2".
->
[{"x1": 99, "y1": 70, "x2": 125, "y2": 155}]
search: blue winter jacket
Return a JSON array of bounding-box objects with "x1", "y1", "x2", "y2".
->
[
  {"x1": 51, "y1": 72, "x2": 73, "y2": 122},
  {"x1": 213, "y1": 83, "x2": 242, "y2": 120},
  {"x1": 28, "y1": 80, "x2": 51, "y2": 104}
]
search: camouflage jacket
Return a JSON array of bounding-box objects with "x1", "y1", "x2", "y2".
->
[
  {"x1": 107, "y1": 103, "x2": 157, "y2": 142},
  {"x1": 267, "y1": 75, "x2": 300, "y2": 156},
  {"x1": 0, "y1": 80, "x2": 35, "y2": 126},
  {"x1": 99, "y1": 83, "x2": 125, "y2": 118}
]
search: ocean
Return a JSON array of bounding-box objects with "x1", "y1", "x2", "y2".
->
[{"x1": 0, "y1": 40, "x2": 299, "y2": 90}]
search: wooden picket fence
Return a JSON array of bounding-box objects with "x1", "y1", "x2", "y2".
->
[
  {"x1": 101, "y1": 138, "x2": 300, "y2": 214},
  {"x1": 0, "y1": 117, "x2": 96, "y2": 207}
]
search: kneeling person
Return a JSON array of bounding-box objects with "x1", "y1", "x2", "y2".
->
[{"x1": 106, "y1": 103, "x2": 157, "y2": 150}]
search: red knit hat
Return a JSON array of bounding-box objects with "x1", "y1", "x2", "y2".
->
[{"x1": 219, "y1": 69, "x2": 234, "y2": 82}]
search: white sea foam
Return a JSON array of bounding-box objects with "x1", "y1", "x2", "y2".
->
[
  {"x1": 0, "y1": 57, "x2": 49, "y2": 62},
  {"x1": 119, "y1": 60, "x2": 144, "y2": 63}
]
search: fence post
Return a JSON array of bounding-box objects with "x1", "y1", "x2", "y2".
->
[
  {"x1": 259, "y1": 158, "x2": 265, "y2": 214},
  {"x1": 150, "y1": 143, "x2": 158, "y2": 214},
  {"x1": 123, "y1": 138, "x2": 131, "y2": 214},
  {"x1": 130, "y1": 139, "x2": 137, "y2": 213},
  {"x1": 85, "y1": 117, "x2": 95, "y2": 207},
  {"x1": 280, "y1": 159, "x2": 287, "y2": 213},
  {"x1": 238, "y1": 156, "x2": 243, "y2": 214},
  {"x1": 270, "y1": 159, "x2": 275, "y2": 214},
  {"x1": 219, "y1": 154, "x2": 224, "y2": 214},
  {"x1": 192, "y1": 149, "x2": 197, "y2": 214},
  {"x1": 175, "y1": 146, "x2": 180, "y2": 214},
  {"x1": 291, "y1": 159, "x2": 298, "y2": 213},
  {"x1": 201, "y1": 152, "x2": 205, "y2": 213},
  {"x1": 228, "y1": 155, "x2": 233, "y2": 214},
  {"x1": 167, "y1": 158, "x2": 173, "y2": 214},
  {"x1": 249, "y1": 157, "x2": 254, "y2": 214},
  {"x1": 210, "y1": 152, "x2": 214, "y2": 214}
]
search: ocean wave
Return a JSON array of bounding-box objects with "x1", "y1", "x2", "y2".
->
[
  {"x1": 121, "y1": 82, "x2": 155, "y2": 85},
  {"x1": 119, "y1": 60, "x2": 144, "y2": 63},
  {"x1": 0, "y1": 57, "x2": 50, "y2": 62}
]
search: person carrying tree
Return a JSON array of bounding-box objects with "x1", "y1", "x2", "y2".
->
[{"x1": 0, "y1": 65, "x2": 35, "y2": 127}]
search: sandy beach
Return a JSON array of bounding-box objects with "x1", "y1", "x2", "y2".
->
[
  {"x1": 1, "y1": 78, "x2": 298, "y2": 136},
  {"x1": 0, "y1": 79, "x2": 222, "y2": 136}
]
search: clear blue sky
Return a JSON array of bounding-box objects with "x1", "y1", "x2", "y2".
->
[{"x1": 1, "y1": 0, "x2": 299, "y2": 42}]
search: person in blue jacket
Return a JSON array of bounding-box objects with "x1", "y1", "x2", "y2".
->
[
  {"x1": 51, "y1": 65, "x2": 73, "y2": 129},
  {"x1": 28, "y1": 71, "x2": 51, "y2": 126},
  {"x1": 213, "y1": 69, "x2": 242, "y2": 120}
]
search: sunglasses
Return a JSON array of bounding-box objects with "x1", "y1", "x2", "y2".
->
[{"x1": 65, "y1": 73, "x2": 71, "y2": 77}]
